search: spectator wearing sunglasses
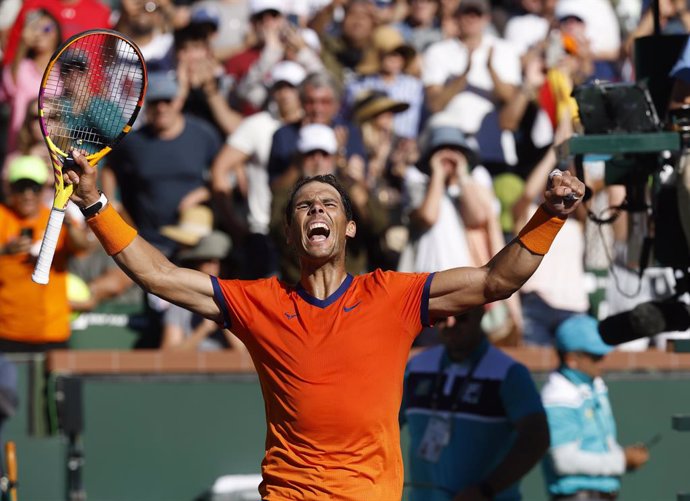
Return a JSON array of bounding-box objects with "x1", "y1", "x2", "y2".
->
[
  {"x1": 0, "y1": 9, "x2": 61, "y2": 155},
  {"x1": 0, "y1": 155, "x2": 90, "y2": 352},
  {"x1": 541, "y1": 315, "x2": 649, "y2": 501}
]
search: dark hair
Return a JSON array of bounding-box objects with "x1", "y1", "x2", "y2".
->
[
  {"x1": 284, "y1": 174, "x2": 354, "y2": 225},
  {"x1": 173, "y1": 23, "x2": 209, "y2": 51}
]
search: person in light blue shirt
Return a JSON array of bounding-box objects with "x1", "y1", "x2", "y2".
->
[
  {"x1": 541, "y1": 315, "x2": 650, "y2": 501},
  {"x1": 401, "y1": 307, "x2": 549, "y2": 501}
]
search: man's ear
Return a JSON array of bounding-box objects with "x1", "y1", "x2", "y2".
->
[{"x1": 346, "y1": 220, "x2": 356, "y2": 239}]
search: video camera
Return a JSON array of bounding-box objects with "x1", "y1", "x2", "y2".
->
[{"x1": 567, "y1": 34, "x2": 690, "y2": 347}]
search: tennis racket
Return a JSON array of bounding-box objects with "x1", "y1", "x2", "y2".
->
[{"x1": 32, "y1": 29, "x2": 147, "y2": 284}]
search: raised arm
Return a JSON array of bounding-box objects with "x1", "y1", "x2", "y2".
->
[
  {"x1": 428, "y1": 169, "x2": 584, "y2": 320},
  {"x1": 65, "y1": 150, "x2": 224, "y2": 323}
]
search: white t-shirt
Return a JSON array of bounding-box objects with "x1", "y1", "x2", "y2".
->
[
  {"x1": 397, "y1": 166, "x2": 495, "y2": 273},
  {"x1": 556, "y1": 0, "x2": 621, "y2": 54},
  {"x1": 228, "y1": 111, "x2": 280, "y2": 235},
  {"x1": 504, "y1": 13, "x2": 550, "y2": 55},
  {"x1": 422, "y1": 35, "x2": 522, "y2": 165}
]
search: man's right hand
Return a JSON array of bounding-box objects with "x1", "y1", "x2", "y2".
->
[
  {"x1": 624, "y1": 444, "x2": 650, "y2": 471},
  {"x1": 65, "y1": 150, "x2": 100, "y2": 209}
]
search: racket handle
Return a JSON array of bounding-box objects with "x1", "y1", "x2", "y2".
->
[{"x1": 31, "y1": 208, "x2": 65, "y2": 285}]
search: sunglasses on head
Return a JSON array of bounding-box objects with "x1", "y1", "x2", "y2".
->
[{"x1": 10, "y1": 180, "x2": 43, "y2": 194}]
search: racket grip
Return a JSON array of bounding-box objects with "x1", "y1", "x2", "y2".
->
[{"x1": 31, "y1": 208, "x2": 65, "y2": 285}]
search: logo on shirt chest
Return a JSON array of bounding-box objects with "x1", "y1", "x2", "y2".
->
[
  {"x1": 461, "y1": 382, "x2": 483, "y2": 405},
  {"x1": 343, "y1": 301, "x2": 361, "y2": 312}
]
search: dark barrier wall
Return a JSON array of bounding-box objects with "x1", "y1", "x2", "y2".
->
[{"x1": 7, "y1": 360, "x2": 690, "y2": 501}]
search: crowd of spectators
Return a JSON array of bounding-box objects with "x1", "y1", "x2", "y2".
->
[{"x1": 0, "y1": 0, "x2": 686, "y2": 352}]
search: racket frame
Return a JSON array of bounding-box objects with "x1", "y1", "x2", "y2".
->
[{"x1": 32, "y1": 29, "x2": 147, "y2": 284}]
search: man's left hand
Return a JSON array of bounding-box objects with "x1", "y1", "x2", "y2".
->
[{"x1": 543, "y1": 169, "x2": 585, "y2": 217}]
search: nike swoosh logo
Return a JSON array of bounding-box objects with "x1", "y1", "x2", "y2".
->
[
  {"x1": 343, "y1": 302, "x2": 361, "y2": 312},
  {"x1": 285, "y1": 312, "x2": 298, "y2": 320}
]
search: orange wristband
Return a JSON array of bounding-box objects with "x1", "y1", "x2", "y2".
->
[
  {"x1": 517, "y1": 205, "x2": 566, "y2": 255},
  {"x1": 87, "y1": 204, "x2": 138, "y2": 256}
]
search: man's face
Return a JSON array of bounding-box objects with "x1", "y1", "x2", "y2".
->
[
  {"x1": 122, "y1": 0, "x2": 161, "y2": 34},
  {"x1": 287, "y1": 181, "x2": 355, "y2": 262},
  {"x1": 570, "y1": 352, "x2": 605, "y2": 378},
  {"x1": 342, "y1": 2, "x2": 375, "y2": 45},
  {"x1": 251, "y1": 9, "x2": 284, "y2": 43},
  {"x1": 9, "y1": 180, "x2": 43, "y2": 219},
  {"x1": 409, "y1": 0, "x2": 438, "y2": 25},
  {"x1": 301, "y1": 151, "x2": 336, "y2": 178},
  {"x1": 302, "y1": 85, "x2": 338, "y2": 124},
  {"x1": 145, "y1": 97, "x2": 182, "y2": 131},
  {"x1": 457, "y1": 9, "x2": 488, "y2": 39},
  {"x1": 62, "y1": 68, "x2": 89, "y2": 96},
  {"x1": 272, "y1": 83, "x2": 301, "y2": 114},
  {"x1": 380, "y1": 51, "x2": 405, "y2": 76},
  {"x1": 177, "y1": 39, "x2": 211, "y2": 63}
]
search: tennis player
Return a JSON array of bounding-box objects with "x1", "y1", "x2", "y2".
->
[{"x1": 65, "y1": 150, "x2": 583, "y2": 501}]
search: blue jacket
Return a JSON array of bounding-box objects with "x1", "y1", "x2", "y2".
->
[{"x1": 541, "y1": 367, "x2": 624, "y2": 496}]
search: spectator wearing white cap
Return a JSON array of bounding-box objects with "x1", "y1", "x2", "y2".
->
[
  {"x1": 554, "y1": 0, "x2": 621, "y2": 81},
  {"x1": 267, "y1": 71, "x2": 368, "y2": 191},
  {"x1": 226, "y1": 0, "x2": 323, "y2": 115},
  {"x1": 503, "y1": 0, "x2": 554, "y2": 56},
  {"x1": 269, "y1": 123, "x2": 388, "y2": 283},
  {"x1": 211, "y1": 61, "x2": 306, "y2": 279}
]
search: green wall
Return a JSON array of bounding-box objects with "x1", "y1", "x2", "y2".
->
[{"x1": 7, "y1": 361, "x2": 690, "y2": 501}]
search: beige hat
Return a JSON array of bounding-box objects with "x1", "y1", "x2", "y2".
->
[
  {"x1": 177, "y1": 231, "x2": 232, "y2": 262},
  {"x1": 353, "y1": 90, "x2": 409, "y2": 124},
  {"x1": 356, "y1": 26, "x2": 416, "y2": 75},
  {"x1": 160, "y1": 206, "x2": 213, "y2": 246}
]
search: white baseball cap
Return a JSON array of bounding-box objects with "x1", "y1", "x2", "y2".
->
[
  {"x1": 269, "y1": 61, "x2": 307, "y2": 88},
  {"x1": 555, "y1": 0, "x2": 587, "y2": 23},
  {"x1": 250, "y1": 0, "x2": 283, "y2": 16},
  {"x1": 297, "y1": 124, "x2": 338, "y2": 155}
]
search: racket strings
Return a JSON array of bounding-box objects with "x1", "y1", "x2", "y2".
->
[{"x1": 42, "y1": 32, "x2": 145, "y2": 155}]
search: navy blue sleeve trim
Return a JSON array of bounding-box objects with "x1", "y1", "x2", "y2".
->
[
  {"x1": 421, "y1": 272, "x2": 435, "y2": 327},
  {"x1": 211, "y1": 276, "x2": 232, "y2": 329}
]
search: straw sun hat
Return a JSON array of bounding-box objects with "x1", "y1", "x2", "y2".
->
[
  {"x1": 352, "y1": 90, "x2": 409, "y2": 124},
  {"x1": 160, "y1": 205, "x2": 214, "y2": 246},
  {"x1": 356, "y1": 25, "x2": 416, "y2": 75}
]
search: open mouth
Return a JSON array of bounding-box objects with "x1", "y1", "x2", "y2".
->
[{"x1": 307, "y1": 222, "x2": 330, "y2": 242}]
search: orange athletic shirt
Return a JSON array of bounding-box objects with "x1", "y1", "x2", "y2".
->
[
  {"x1": 0, "y1": 204, "x2": 70, "y2": 343},
  {"x1": 213, "y1": 269, "x2": 434, "y2": 501}
]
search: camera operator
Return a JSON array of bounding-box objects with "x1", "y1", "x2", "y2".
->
[{"x1": 668, "y1": 38, "x2": 690, "y2": 256}]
